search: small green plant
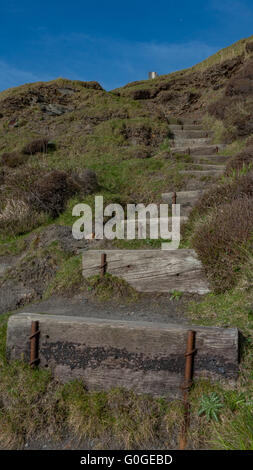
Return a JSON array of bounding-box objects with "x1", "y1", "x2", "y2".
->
[
  {"x1": 198, "y1": 393, "x2": 224, "y2": 422},
  {"x1": 159, "y1": 137, "x2": 171, "y2": 152},
  {"x1": 224, "y1": 391, "x2": 246, "y2": 412},
  {"x1": 170, "y1": 290, "x2": 183, "y2": 301}
]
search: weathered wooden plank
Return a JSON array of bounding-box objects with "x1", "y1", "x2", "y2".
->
[
  {"x1": 6, "y1": 313, "x2": 239, "y2": 398},
  {"x1": 171, "y1": 144, "x2": 226, "y2": 155},
  {"x1": 162, "y1": 190, "x2": 203, "y2": 208},
  {"x1": 170, "y1": 129, "x2": 210, "y2": 138},
  {"x1": 120, "y1": 217, "x2": 188, "y2": 238},
  {"x1": 169, "y1": 124, "x2": 203, "y2": 131},
  {"x1": 179, "y1": 169, "x2": 223, "y2": 177},
  {"x1": 172, "y1": 137, "x2": 211, "y2": 147},
  {"x1": 190, "y1": 164, "x2": 225, "y2": 170},
  {"x1": 190, "y1": 154, "x2": 230, "y2": 163},
  {"x1": 82, "y1": 249, "x2": 210, "y2": 294}
]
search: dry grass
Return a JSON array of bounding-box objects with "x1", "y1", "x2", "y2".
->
[
  {"x1": 28, "y1": 170, "x2": 78, "y2": 217},
  {"x1": 0, "y1": 198, "x2": 49, "y2": 237},
  {"x1": 0, "y1": 199, "x2": 30, "y2": 222},
  {"x1": 225, "y1": 146, "x2": 253, "y2": 174},
  {"x1": 1, "y1": 152, "x2": 27, "y2": 168},
  {"x1": 193, "y1": 35, "x2": 253, "y2": 72}
]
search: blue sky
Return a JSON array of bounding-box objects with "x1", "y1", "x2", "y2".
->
[{"x1": 1, "y1": 0, "x2": 253, "y2": 91}]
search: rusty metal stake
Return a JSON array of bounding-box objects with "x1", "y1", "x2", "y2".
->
[
  {"x1": 216, "y1": 146, "x2": 219, "y2": 153},
  {"x1": 188, "y1": 147, "x2": 191, "y2": 155},
  {"x1": 100, "y1": 253, "x2": 107, "y2": 277},
  {"x1": 179, "y1": 330, "x2": 196, "y2": 450},
  {"x1": 172, "y1": 192, "x2": 177, "y2": 205},
  {"x1": 30, "y1": 321, "x2": 40, "y2": 368}
]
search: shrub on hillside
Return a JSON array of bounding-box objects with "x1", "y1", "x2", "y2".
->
[
  {"x1": 208, "y1": 96, "x2": 240, "y2": 121},
  {"x1": 28, "y1": 170, "x2": 77, "y2": 217},
  {"x1": 157, "y1": 91, "x2": 174, "y2": 103},
  {"x1": 71, "y1": 169, "x2": 99, "y2": 194},
  {"x1": 192, "y1": 197, "x2": 253, "y2": 292},
  {"x1": 189, "y1": 173, "x2": 253, "y2": 218},
  {"x1": 123, "y1": 146, "x2": 151, "y2": 159},
  {"x1": 226, "y1": 101, "x2": 253, "y2": 138},
  {"x1": 0, "y1": 170, "x2": 4, "y2": 185},
  {"x1": 208, "y1": 58, "x2": 253, "y2": 140},
  {"x1": 1, "y1": 152, "x2": 27, "y2": 168},
  {"x1": 225, "y1": 146, "x2": 253, "y2": 175},
  {"x1": 79, "y1": 80, "x2": 103, "y2": 90},
  {"x1": 22, "y1": 138, "x2": 50, "y2": 155},
  {"x1": 225, "y1": 78, "x2": 253, "y2": 97},
  {"x1": 237, "y1": 57, "x2": 253, "y2": 79},
  {"x1": 246, "y1": 41, "x2": 253, "y2": 54},
  {"x1": 0, "y1": 198, "x2": 48, "y2": 237},
  {"x1": 129, "y1": 89, "x2": 151, "y2": 100}
]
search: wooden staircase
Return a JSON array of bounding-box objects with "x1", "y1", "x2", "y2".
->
[{"x1": 82, "y1": 119, "x2": 228, "y2": 295}]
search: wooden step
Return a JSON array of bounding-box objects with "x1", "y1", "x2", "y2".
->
[
  {"x1": 162, "y1": 190, "x2": 202, "y2": 215},
  {"x1": 172, "y1": 144, "x2": 226, "y2": 156},
  {"x1": 188, "y1": 164, "x2": 226, "y2": 170},
  {"x1": 179, "y1": 169, "x2": 223, "y2": 177},
  {"x1": 170, "y1": 129, "x2": 211, "y2": 139},
  {"x1": 169, "y1": 124, "x2": 203, "y2": 131},
  {"x1": 162, "y1": 190, "x2": 203, "y2": 204},
  {"x1": 172, "y1": 137, "x2": 211, "y2": 147},
  {"x1": 82, "y1": 249, "x2": 210, "y2": 295},
  {"x1": 7, "y1": 313, "x2": 239, "y2": 398},
  {"x1": 169, "y1": 124, "x2": 203, "y2": 132},
  {"x1": 189, "y1": 154, "x2": 231, "y2": 164},
  {"x1": 179, "y1": 118, "x2": 201, "y2": 125}
]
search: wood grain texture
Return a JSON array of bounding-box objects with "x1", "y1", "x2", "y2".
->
[
  {"x1": 6, "y1": 313, "x2": 239, "y2": 398},
  {"x1": 171, "y1": 144, "x2": 226, "y2": 155},
  {"x1": 162, "y1": 190, "x2": 203, "y2": 206},
  {"x1": 120, "y1": 217, "x2": 188, "y2": 238},
  {"x1": 179, "y1": 170, "x2": 223, "y2": 177},
  {"x1": 82, "y1": 249, "x2": 210, "y2": 294}
]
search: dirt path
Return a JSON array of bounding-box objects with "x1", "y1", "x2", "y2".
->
[{"x1": 20, "y1": 292, "x2": 193, "y2": 325}]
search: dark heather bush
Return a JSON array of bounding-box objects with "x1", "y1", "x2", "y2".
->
[
  {"x1": 0, "y1": 170, "x2": 4, "y2": 185},
  {"x1": 238, "y1": 57, "x2": 253, "y2": 79},
  {"x1": 208, "y1": 96, "x2": 240, "y2": 121},
  {"x1": 124, "y1": 146, "x2": 151, "y2": 159},
  {"x1": 22, "y1": 138, "x2": 49, "y2": 155},
  {"x1": 193, "y1": 197, "x2": 253, "y2": 292},
  {"x1": 123, "y1": 124, "x2": 153, "y2": 145},
  {"x1": 72, "y1": 169, "x2": 98, "y2": 194},
  {"x1": 225, "y1": 78, "x2": 253, "y2": 97},
  {"x1": 189, "y1": 173, "x2": 253, "y2": 218},
  {"x1": 28, "y1": 170, "x2": 77, "y2": 217},
  {"x1": 246, "y1": 42, "x2": 253, "y2": 54},
  {"x1": 225, "y1": 147, "x2": 253, "y2": 175},
  {"x1": 129, "y1": 89, "x2": 151, "y2": 100},
  {"x1": 208, "y1": 58, "x2": 253, "y2": 139},
  {"x1": 156, "y1": 91, "x2": 174, "y2": 104},
  {"x1": 1, "y1": 152, "x2": 27, "y2": 168}
]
